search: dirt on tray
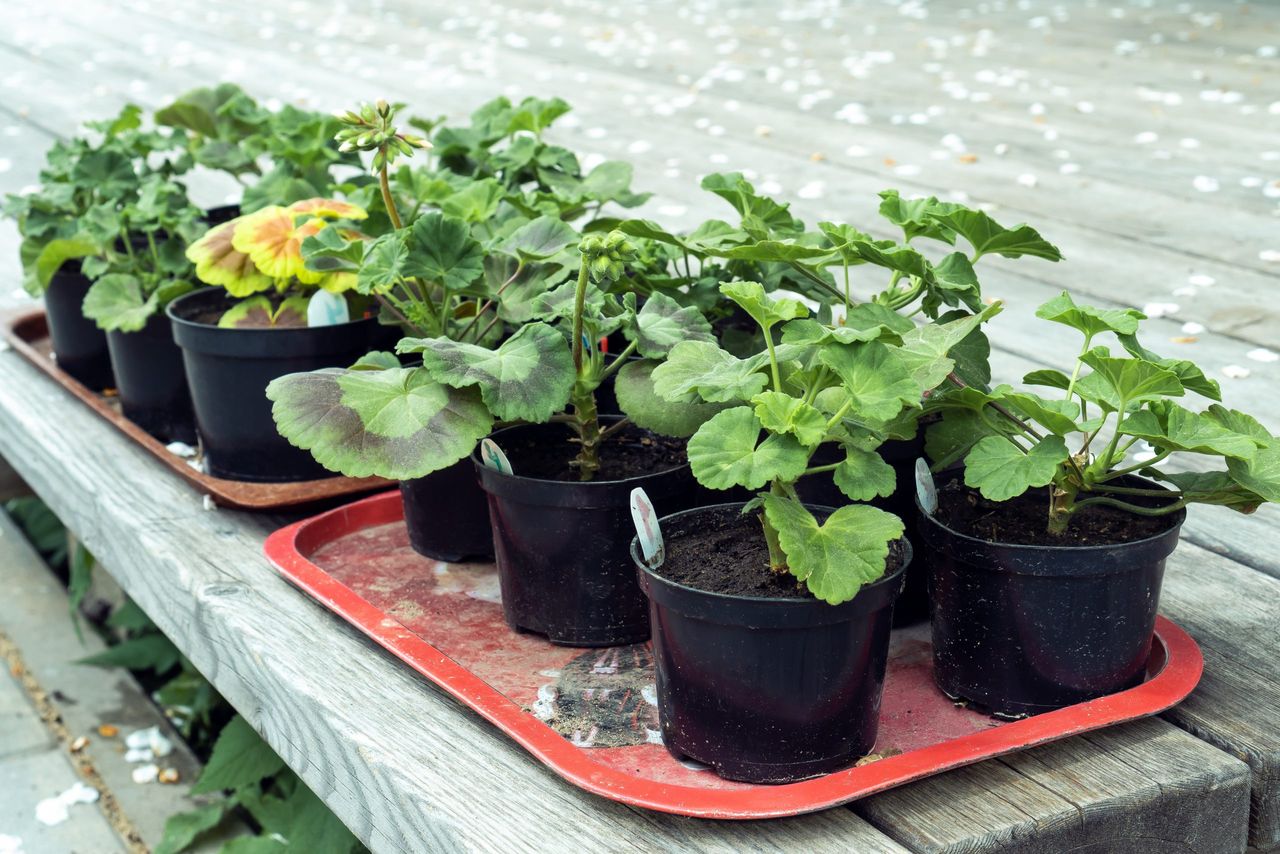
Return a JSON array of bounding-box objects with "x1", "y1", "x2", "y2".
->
[{"x1": 656, "y1": 507, "x2": 907, "y2": 600}]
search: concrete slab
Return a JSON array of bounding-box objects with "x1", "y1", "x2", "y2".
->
[
  {"x1": 0, "y1": 750, "x2": 125, "y2": 854},
  {"x1": 0, "y1": 677, "x2": 53, "y2": 760}
]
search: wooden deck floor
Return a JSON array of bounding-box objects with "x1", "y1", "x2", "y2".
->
[{"x1": 0, "y1": 1, "x2": 1278, "y2": 852}]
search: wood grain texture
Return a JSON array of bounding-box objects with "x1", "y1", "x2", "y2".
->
[
  {"x1": 0, "y1": 350, "x2": 907, "y2": 853},
  {"x1": 858, "y1": 718, "x2": 1249, "y2": 854}
]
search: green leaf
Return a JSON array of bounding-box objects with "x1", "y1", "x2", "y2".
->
[
  {"x1": 274, "y1": 781, "x2": 362, "y2": 854},
  {"x1": 687, "y1": 406, "x2": 810, "y2": 490},
  {"x1": 1024, "y1": 369, "x2": 1072, "y2": 391},
  {"x1": 402, "y1": 322, "x2": 575, "y2": 423},
  {"x1": 1035, "y1": 291, "x2": 1143, "y2": 338},
  {"x1": 402, "y1": 212, "x2": 485, "y2": 290},
  {"x1": 1156, "y1": 470, "x2": 1265, "y2": 513},
  {"x1": 628, "y1": 292, "x2": 715, "y2": 358},
  {"x1": 752, "y1": 391, "x2": 829, "y2": 446},
  {"x1": 762, "y1": 496, "x2": 902, "y2": 604},
  {"x1": 718, "y1": 240, "x2": 833, "y2": 263},
  {"x1": 301, "y1": 226, "x2": 365, "y2": 274},
  {"x1": 894, "y1": 302, "x2": 1004, "y2": 393},
  {"x1": 700, "y1": 172, "x2": 802, "y2": 237},
  {"x1": 441, "y1": 178, "x2": 503, "y2": 223},
  {"x1": 154, "y1": 801, "x2": 229, "y2": 854},
  {"x1": 964, "y1": 434, "x2": 1069, "y2": 501},
  {"x1": 1122, "y1": 404, "x2": 1261, "y2": 459},
  {"x1": 355, "y1": 232, "x2": 410, "y2": 294},
  {"x1": 614, "y1": 360, "x2": 726, "y2": 438},
  {"x1": 875, "y1": 190, "x2": 960, "y2": 244},
  {"x1": 266, "y1": 367, "x2": 493, "y2": 479},
  {"x1": 832, "y1": 447, "x2": 897, "y2": 501},
  {"x1": 1076, "y1": 349, "x2": 1184, "y2": 409},
  {"x1": 926, "y1": 411, "x2": 995, "y2": 469},
  {"x1": 930, "y1": 252, "x2": 983, "y2": 312},
  {"x1": 781, "y1": 303, "x2": 910, "y2": 346},
  {"x1": 219, "y1": 838, "x2": 284, "y2": 854},
  {"x1": 192, "y1": 715, "x2": 285, "y2": 795},
  {"x1": 932, "y1": 209, "x2": 1062, "y2": 261},
  {"x1": 1001, "y1": 391, "x2": 1080, "y2": 435},
  {"x1": 1205, "y1": 405, "x2": 1275, "y2": 446},
  {"x1": 1227, "y1": 445, "x2": 1280, "y2": 503},
  {"x1": 82, "y1": 274, "x2": 156, "y2": 332},
  {"x1": 651, "y1": 341, "x2": 770, "y2": 404},
  {"x1": 33, "y1": 237, "x2": 98, "y2": 290},
  {"x1": 819, "y1": 341, "x2": 920, "y2": 422},
  {"x1": 77, "y1": 634, "x2": 180, "y2": 675},
  {"x1": 719, "y1": 280, "x2": 808, "y2": 331},
  {"x1": 350, "y1": 351, "x2": 401, "y2": 371},
  {"x1": 501, "y1": 216, "x2": 579, "y2": 261},
  {"x1": 1116, "y1": 333, "x2": 1222, "y2": 400}
]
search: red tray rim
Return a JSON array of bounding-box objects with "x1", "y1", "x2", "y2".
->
[{"x1": 263, "y1": 489, "x2": 1204, "y2": 820}]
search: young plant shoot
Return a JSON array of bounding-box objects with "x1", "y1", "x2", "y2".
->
[
  {"x1": 649, "y1": 281, "x2": 1002, "y2": 604},
  {"x1": 926, "y1": 291, "x2": 1280, "y2": 533}
]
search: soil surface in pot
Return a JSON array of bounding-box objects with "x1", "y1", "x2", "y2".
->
[
  {"x1": 658, "y1": 510, "x2": 907, "y2": 600},
  {"x1": 500, "y1": 424, "x2": 685, "y2": 481},
  {"x1": 935, "y1": 479, "x2": 1177, "y2": 546}
]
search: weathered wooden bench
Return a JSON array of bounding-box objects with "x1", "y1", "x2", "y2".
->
[{"x1": 2, "y1": 0, "x2": 1279, "y2": 849}]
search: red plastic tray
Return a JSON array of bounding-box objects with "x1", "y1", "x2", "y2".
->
[{"x1": 263, "y1": 490, "x2": 1203, "y2": 820}]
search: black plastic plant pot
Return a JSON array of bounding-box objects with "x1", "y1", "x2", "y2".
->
[
  {"x1": 921, "y1": 477, "x2": 1186, "y2": 718},
  {"x1": 796, "y1": 431, "x2": 929, "y2": 626},
  {"x1": 167, "y1": 287, "x2": 385, "y2": 483},
  {"x1": 44, "y1": 263, "x2": 114, "y2": 392},
  {"x1": 634, "y1": 503, "x2": 909, "y2": 784},
  {"x1": 105, "y1": 311, "x2": 196, "y2": 445},
  {"x1": 203, "y1": 204, "x2": 241, "y2": 225},
  {"x1": 400, "y1": 459, "x2": 494, "y2": 563},
  {"x1": 473, "y1": 420, "x2": 696, "y2": 647}
]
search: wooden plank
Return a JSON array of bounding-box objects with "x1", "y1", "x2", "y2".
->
[
  {"x1": 857, "y1": 718, "x2": 1250, "y2": 854},
  {"x1": 0, "y1": 351, "x2": 909, "y2": 853}
]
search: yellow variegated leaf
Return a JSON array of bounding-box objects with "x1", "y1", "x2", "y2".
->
[
  {"x1": 186, "y1": 221, "x2": 273, "y2": 297},
  {"x1": 287, "y1": 198, "x2": 368, "y2": 220},
  {"x1": 231, "y1": 207, "x2": 327, "y2": 284}
]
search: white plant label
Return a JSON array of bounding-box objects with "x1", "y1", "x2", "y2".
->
[
  {"x1": 915, "y1": 457, "x2": 938, "y2": 516},
  {"x1": 307, "y1": 290, "x2": 350, "y2": 327},
  {"x1": 479, "y1": 438, "x2": 512, "y2": 475},
  {"x1": 630, "y1": 487, "x2": 665, "y2": 568}
]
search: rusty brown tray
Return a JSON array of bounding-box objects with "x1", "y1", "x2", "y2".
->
[{"x1": 1, "y1": 309, "x2": 390, "y2": 510}]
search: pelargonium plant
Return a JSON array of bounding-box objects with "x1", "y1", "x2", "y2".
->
[
  {"x1": 925, "y1": 291, "x2": 1280, "y2": 533},
  {"x1": 647, "y1": 280, "x2": 1002, "y2": 603}
]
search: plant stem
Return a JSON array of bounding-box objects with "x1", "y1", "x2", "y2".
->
[
  {"x1": 461, "y1": 262, "x2": 524, "y2": 341},
  {"x1": 379, "y1": 162, "x2": 403, "y2": 230},
  {"x1": 1099, "y1": 450, "x2": 1171, "y2": 481},
  {"x1": 763, "y1": 326, "x2": 783, "y2": 393},
  {"x1": 375, "y1": 294, "x2": 425, "y2": 336},
  {"x1": 1090, "y1": 483, "x2": 1184, "y2": 497},
  {"x1": 842, "y1": 259, "x2": 850, "y2": 317},
  {"x1": 598, "y1": 417, "x2": 632, "y2": 442},
  {"x1": 787, "y1": 261, "x2": 845, "y2": 303},
  {"x1": 1069, "y1": 496, "x2": 1192, "y2": 517},
  {"x1": 571, "y1": 257, "x2": 590, "y2": 374},
  {"x1": 760, "y1": 481, "x2": 788, "y2": 572},
  {"x1": 569, "y1": 385, "x2": 601, "y2": 481},
  {"x1": 801, "y1": 462, "x2": 840, "y2": 476},
  {"x1": 597, "y1": 339, "x2": 638, "y2": 383}
]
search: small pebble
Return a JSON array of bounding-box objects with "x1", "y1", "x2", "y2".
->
[
  {"x1": 97, "y1": 724, "x2": 119, "y2": 738},
  {"x1": 70, "y1": 736, "x2": 89, "y2": 753},
  {"x1": 1192, "y1": 176, "x2": 1220, "y2": 193},
  {"x1": 1246, "y1": 348, "x2": 1279, "y2": 363},
  {"x1": 158, "y1": 768, "x2": 180, "y2": 785},
  {"x1": 1222, "y1": 365, "x2": 1251, "y2": 379},
  {"x1": 1189, "y1": 274, "x2": 1216, "y2": 287},
  {"x1": 1181, "y1": 321, "x2": 1205, "y2": 334}
]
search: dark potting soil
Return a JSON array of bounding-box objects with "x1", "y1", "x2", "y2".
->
[
  {"x1": 501, "y1": 424, "x2": 686, "y2": 482},
  {"x1": 934, "y1": 479, "x2": 1177, "y2": 546},
  {"x1": 657, "y1": 508, "x2": 907, "y2": 601}
]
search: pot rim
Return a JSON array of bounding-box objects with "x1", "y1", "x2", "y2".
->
[
  {"x1": 473, "y1": 418, "x2": 689, "y2": 487},
  {"x1": 918, "y1": 472, "x2": 1187, "y2": 553},
  {"x1": 166, "y1": 286, "x2": 378, "y2": 334},
  {"x1": 634, "y1": 501, "x2": 911, "y2": 611}
]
